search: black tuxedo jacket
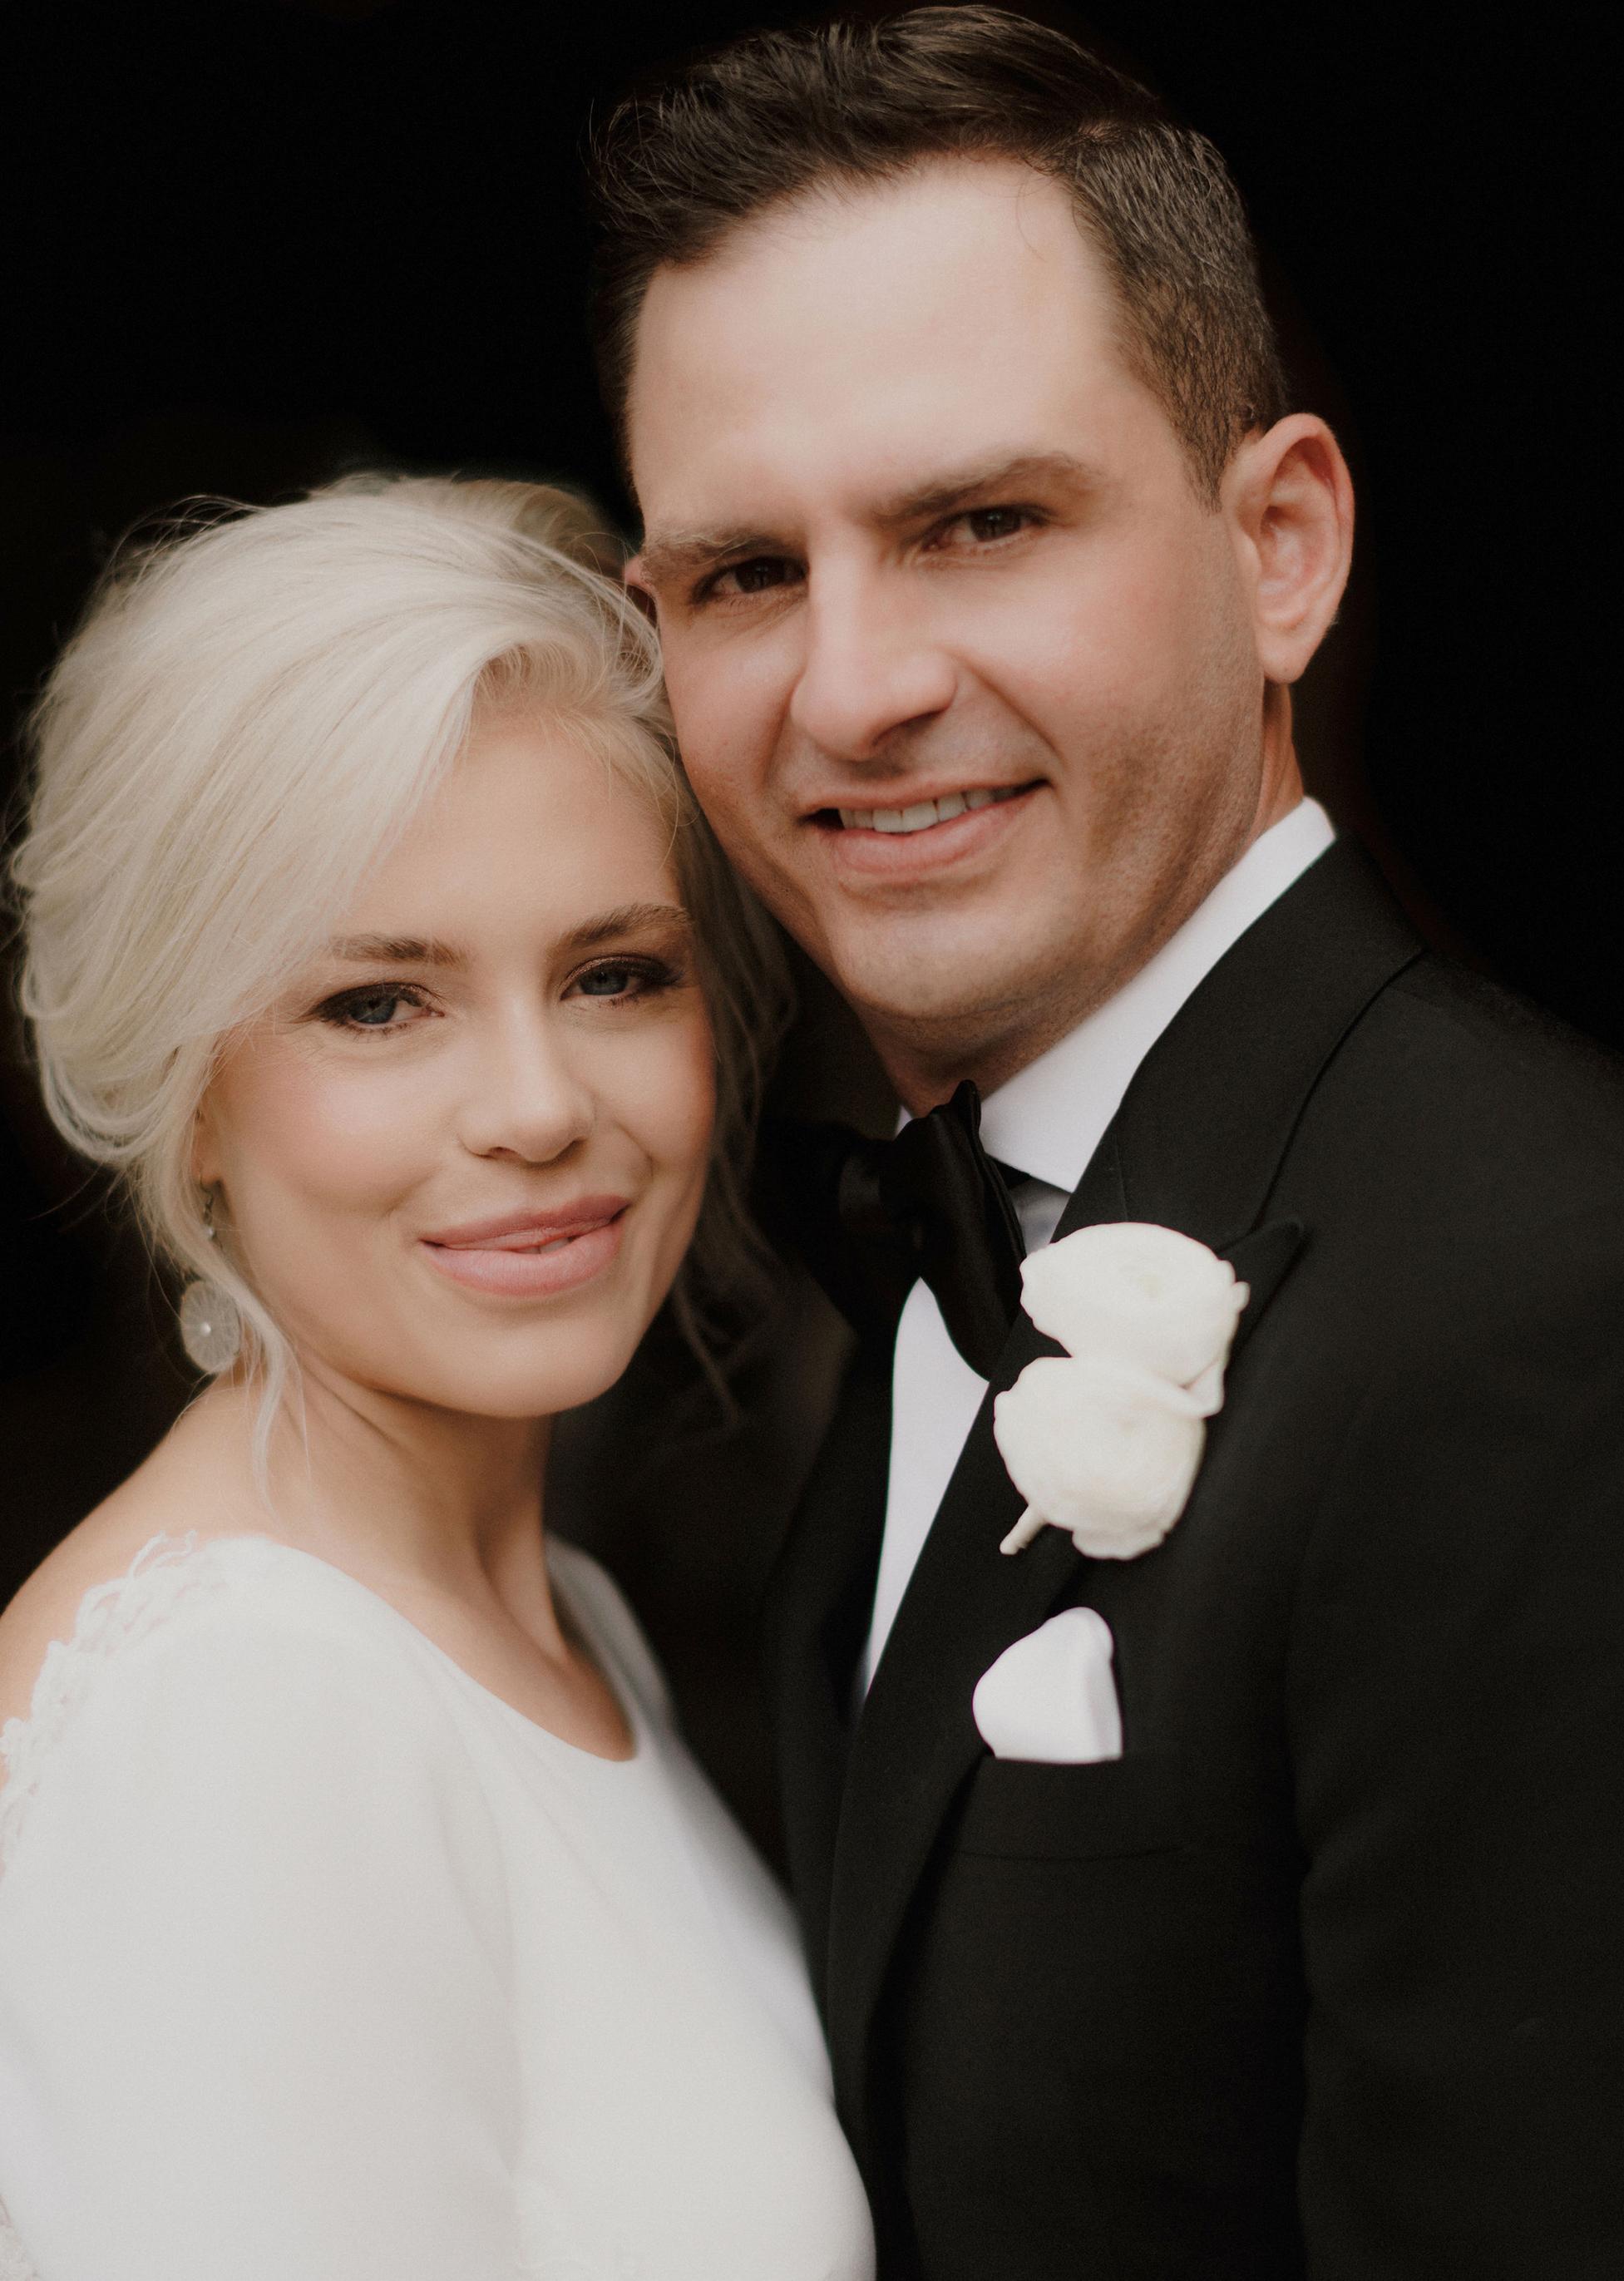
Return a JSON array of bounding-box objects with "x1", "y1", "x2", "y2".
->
[{"x1": 764, "y1": 841, "x2": 1624, "y2": 2279}]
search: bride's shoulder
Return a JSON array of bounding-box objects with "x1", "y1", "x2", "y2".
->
[
  {"x1": 0, "y1": 1500, "x2": 397, "y2": 1769},
  {"x1": 0, "y1": 1506, "x2": 294, "y2": 1765},
  {"x1": 0, "y1": 1511, "x2": 471, "y2": 1889},
  {"x1": 0, "y1": 1500, "x2": 216, "y2": 1735},
  {"x1": 0, "y1": 1385, "x2": 305, "y2": 1734},
  {"x1": 0, "y1": 1516, "x2": 287, "y2": 1885},
  {"x1": 0, "y1": 1519, "x2": 510, "y2": 1953},
  {"x1": 0, "y1": 1390, "x2": 276, "y2": 1735}
]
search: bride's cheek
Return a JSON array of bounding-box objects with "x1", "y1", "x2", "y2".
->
[
  {"x1": 593, "y1": 998, "x2": 714, "y2": 1158},
  {"x1": 215, "y1": 1042, "x2": 449, "y2": 1246}
]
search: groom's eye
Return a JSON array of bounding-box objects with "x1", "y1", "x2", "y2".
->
[
  {"x1": 930, "y1": 506, "x2": 1036, "y2": 550},
  {"x1": 966, "y1": 507, "x2": 1028, "y2": 541},
  {"x1": 712, "y1": 556, "x2": 803, "y2": 597}
]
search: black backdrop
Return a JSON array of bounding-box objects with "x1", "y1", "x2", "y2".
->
[{"x1": 1, "y1": 0, "x2": 1609, "y2": 1856}]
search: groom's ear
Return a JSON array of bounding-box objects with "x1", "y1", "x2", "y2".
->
[
  {"x1": 623, "y1": 553, "x2": 656, "y2": 619},
  {"x1": 1223, "y1": 412, "x2": 1354, "y2": 686}
]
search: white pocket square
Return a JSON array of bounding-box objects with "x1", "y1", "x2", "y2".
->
[{"x1": 971, "y1": 1607, "x2": 1123, "y2": 1764}]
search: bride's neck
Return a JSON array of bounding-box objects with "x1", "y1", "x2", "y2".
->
[{"x1": 187, "y1": 1365, "x2": 554, "y2": 1604}]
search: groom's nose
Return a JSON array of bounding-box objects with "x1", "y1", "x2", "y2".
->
[{"x1": 787, "y1": 562, "x2": 957, "y2": 763}]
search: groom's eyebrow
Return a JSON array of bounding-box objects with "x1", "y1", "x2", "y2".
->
[
  {"x1": 871, "y1": 450, "x2": 1097, "y2": 524},
  {"x1": 636, "y1": 526, "x2": 782, "y2": 588}
]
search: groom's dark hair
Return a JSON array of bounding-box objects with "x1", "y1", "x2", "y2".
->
[{"x1": 586, "y1": 6, "x2": 1287, "y2": 504}]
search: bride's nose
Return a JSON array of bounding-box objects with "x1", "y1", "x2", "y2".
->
[{"x1": 455, "y1": 1002, "x2": 596, "y2": 1167}]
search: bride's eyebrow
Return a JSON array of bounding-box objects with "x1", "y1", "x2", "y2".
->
[
  {"x1": 323, "y1": 936, "x2": 466, "y2": 967},
  {"x1": 560, "y1": 902, "x2": 692, "y2": 952},
  {"x1": 316, "y1": 907, "x2": 690, "y2": 969}
]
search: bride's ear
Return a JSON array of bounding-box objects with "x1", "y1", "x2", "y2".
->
[
  {"x1": 190, "y1": 1102, "x2": 222, "y2": 1189},
  {"x1": 1224, "y1": 412, "x2": 1354, "y2": 685}
]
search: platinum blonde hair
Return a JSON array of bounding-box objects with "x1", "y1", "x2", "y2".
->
[{"x1": 11, "y1": 474, "x2": 792, "y2": 1446}]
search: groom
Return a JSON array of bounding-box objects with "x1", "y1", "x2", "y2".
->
[{"x1": 589, "y1": 11, "x2": 1624, "y2": 2275}]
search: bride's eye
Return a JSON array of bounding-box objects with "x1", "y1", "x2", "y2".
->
[
  {"x1": 314, "y1": 985, "x2": 431, "y2": 1034},
  {"x1": 570, "y1": 958, "x2": 677, "y2": 1004}
]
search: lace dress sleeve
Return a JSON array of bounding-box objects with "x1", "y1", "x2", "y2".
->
[{"x1": 0, "y1": 1539, "x2": 521, "y2": 2281}]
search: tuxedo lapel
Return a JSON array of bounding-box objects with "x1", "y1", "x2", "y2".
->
[{"x1": 822, "y1": 837, "x2": 1422, "y2": 2168}]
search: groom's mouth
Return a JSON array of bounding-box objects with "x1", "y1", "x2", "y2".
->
[
  {"x1": 832, "y1": 783, "x2": 1028, "y2": 833},
  {"x1": 811, "y1": 780, "x2": 1042, "y2": 872}
]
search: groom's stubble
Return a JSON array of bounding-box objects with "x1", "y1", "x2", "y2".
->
[{"x1": 625, "y1": 159, "x2": 1345, "y2": 1112}]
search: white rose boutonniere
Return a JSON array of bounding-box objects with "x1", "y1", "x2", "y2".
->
[{"x1": 995, "y1": 1222, "x2": 1250, "y2": 1560}]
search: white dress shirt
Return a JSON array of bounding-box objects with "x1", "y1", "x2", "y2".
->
[{"x1": 861, "y1": 798, "x2": 1336, "y2": 1691}]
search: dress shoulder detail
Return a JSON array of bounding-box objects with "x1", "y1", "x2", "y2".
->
[
  {"x1": 0, "y1": 2213, "x2": 38, "y2": 2281},
  {"x1": 0, "y1": 1532, "x2": 260, "y2": 1877}
]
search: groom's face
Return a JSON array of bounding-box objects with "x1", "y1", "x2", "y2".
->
[{"x1": 626, "y1": 160, "x2": 1271, "y2": 1097}]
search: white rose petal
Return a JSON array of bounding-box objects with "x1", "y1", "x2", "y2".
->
[
  {"x1": 1019, "y1": 1222, "x2": 1248, "y2": 1402},
  {"x1": 993, "y1": 1352, "x2": 1207, "y2": 1561},
  {"x1": 1182, "y1": 1357, "x2": 1228, "y2": 1419}
]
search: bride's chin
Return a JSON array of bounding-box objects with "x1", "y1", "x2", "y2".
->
[{"x1": 426, "y1": 1320, "x2": 653, "y2": 1423}]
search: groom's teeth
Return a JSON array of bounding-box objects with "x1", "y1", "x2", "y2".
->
[{"x1": 835, "y1": 787, "x2": 1015, "y2": 832}]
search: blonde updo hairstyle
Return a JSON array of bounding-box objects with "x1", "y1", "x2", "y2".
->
[{"x1": 11, "y1": 475, "x2": 792, "y2": 1440}]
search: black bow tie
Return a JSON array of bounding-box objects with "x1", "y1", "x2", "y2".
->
[{"x1": 761, "y1": 1080, "x2": 1027, "y2": 1378}]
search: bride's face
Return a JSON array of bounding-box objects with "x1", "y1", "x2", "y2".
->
[{"x1": 194, "y1": 711, "x2": 716, "y2": 1419}]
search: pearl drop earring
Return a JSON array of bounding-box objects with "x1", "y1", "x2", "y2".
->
[{"x1": 178, "y1": 1186, "x2": 243, "y2": 1373}]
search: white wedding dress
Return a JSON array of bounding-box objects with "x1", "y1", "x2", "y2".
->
[{"x1": 0, "y1": 1533, "x2": 874, "y2": 2280}]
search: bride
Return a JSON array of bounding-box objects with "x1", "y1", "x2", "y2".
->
[{"x1": 0, "y1": 477, "x2": 876, "y2": 2279}]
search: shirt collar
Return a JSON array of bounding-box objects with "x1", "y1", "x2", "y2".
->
[{"x1": 970, "y1": 799, "x2": 1336, "y2": 1192}]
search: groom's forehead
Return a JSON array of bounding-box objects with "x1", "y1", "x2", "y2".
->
[{"x1": 626, "y1": 165, "x2": 1151, "y2": 531}]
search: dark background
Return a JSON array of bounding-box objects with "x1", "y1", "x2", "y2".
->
[{"x1": 1, "y1": 0, "x2": 1610, "y2": 1857}]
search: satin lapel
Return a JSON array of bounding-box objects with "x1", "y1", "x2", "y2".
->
[
  {"x1": 760, "y1": 1331, "x2": 892, "y2": 2012},
  {"x1": 822, "y1": 837, "x2": 1422, "y2": 2162},
  {"x1": 819, "y1": 1135, "x2": 1124, "y2": 2144}
]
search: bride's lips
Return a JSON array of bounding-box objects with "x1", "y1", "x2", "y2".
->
[{"x1": 418, "y1": 1197, "x2": 630, "y2": 1298}]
